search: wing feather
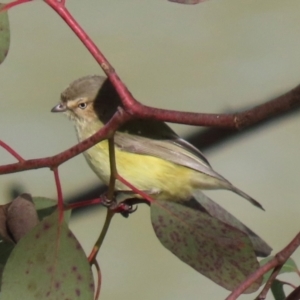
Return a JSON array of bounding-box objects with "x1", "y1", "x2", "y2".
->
[{"x1": 114, "y1": 132, "x2": 227, "y2": 182}]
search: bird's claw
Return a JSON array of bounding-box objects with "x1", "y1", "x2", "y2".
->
[
  {"x1": 99, "y1": 194, "x2": 138, "y2": 218},
  {"x1": 113, "y1": 202, "x2": 138, "y2": 218}
]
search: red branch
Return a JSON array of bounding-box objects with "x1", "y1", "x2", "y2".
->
[
  {"x1": 53, "y1": 167, "x2": 64, "y2": 221},
  {"x1": 42, "y1": 0, "x2": 300, "y2": 129},
  {"x1": 44, "y1": 1, "x2": 135, "y2": 117},
  {"x1": 93, "y1": 259, "x2": 102, "y2": 300},
  {"x1": 64, "y1": 198, "x2": 102, "y2": 210},
  {"x1": 0, "y1": 0, "x2": 32, "y2": 11},
  {"x1": 0, "y1": 108, "x2": 131, "y2": 175},
  {"x1": 0, "y1": 140, "x2": 25, "y2": 162},
  {"x1": 226, "y1": 231, "x2": 300, "y2": 300},
  {"x1": 116, "y1": 174, "x2": 154, "y2": 203}
]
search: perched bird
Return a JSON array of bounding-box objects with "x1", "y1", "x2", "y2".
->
[{"x1": 51, "y1": 75, "x2": 263, "y2": 210}]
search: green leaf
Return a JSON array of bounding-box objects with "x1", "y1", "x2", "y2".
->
[
  {"x1": 271, "y1": 280, "x2": 286, "y2": 300},
  {"x1": 279, "y1": 258, "x2": 298, "y2": 274},
  {"x1": 0, "y1": 195, "x2": 64, "y2": 287},
  {"x1": 0, "y1": 4, "x2": 10, "y2": 65},
  {"x1": 33, "y1": 197, "x2": 71, "y2": 223},
  {"x1": 1, "y1": 209, "x2": 94, "y2": 300},
  {"x1": 192, "y1": 190, "x2": 272, "y2": 257},
  {"x1": 260, "y1": 257, "x2": 299, "y2": 284},
  {"x1": 151, "y1": 200, "x2": 262, "y2": 293},
  {"x1": 0, "y1": 238, "x2": 14, "y2": 286},
  {"x1": 0, "y1": 193, "x2": 41, "y2": 286}
]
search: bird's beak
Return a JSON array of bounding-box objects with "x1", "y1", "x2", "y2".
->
[{"x1": 51, "y1": 103, "x2": 67, "y2": 113}]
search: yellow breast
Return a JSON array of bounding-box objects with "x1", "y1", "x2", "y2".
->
[{"x1": 83, "y1": 139, "x2": 197, "y2": 201}]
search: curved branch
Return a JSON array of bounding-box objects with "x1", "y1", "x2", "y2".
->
[
  {"x1": 43, "y1": 0, "x2": 300, "y2": 129},
  {"x1": 1, "y1": 0, "x2": 300, "y2": 130},
  {"x1": 0, "y1": 109, "x2": 131, "y2": 175},
  {"x1": 226, "y1": 231, "x2": 300, "y2": 300},
  {"x1": 119, "y1": 82, "x2": 300, "y2": 128},
  {"x1": 53, "y1": 168, "x2": 64, "y2": 221},
  {"x1": 0, "y1": 140, "x2": 25, "y2": 162},
  {"x1": 1, "y1": 83, "x2": 300, "y2": 175}
]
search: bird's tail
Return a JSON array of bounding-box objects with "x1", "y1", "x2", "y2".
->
[
  {"x1": 191, "y1": 190, "x2": 272, "y2": 257},
  {"x1": 229, "y1": 185, "x2": 265, "y2": 211}
]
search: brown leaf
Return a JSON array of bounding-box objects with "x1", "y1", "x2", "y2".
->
[
  {"x1": 0, "y1": 203, "x2": 13, "y2": 243},
  {"x1": 6, "y1": 193, "x2": 39, "y2": 242},
  {"x1": 191, "y1": 190, "x2": 272, "y2": 257},
  {"x1": 151, "y1": 200, "x2": 262, "y2": 293}
]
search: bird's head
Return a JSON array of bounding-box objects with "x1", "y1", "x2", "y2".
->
[{"x1": 51, "y1": 75, "x2": 109, "y2": 127}]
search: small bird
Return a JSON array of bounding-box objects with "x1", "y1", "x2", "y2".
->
[{"x1": 51, "y1": 75, "x2": 263, "y2": 210}]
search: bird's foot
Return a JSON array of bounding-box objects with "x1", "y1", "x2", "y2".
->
[
  {"x1": 99, "y1": 194, "x2": 138, "y2": 218},
  {"x1": 99, "y1": 193, "x2": 117, "y2": 209},
  {"x1": 113, "y1": 202, "x2": 138, "y2": 218}
]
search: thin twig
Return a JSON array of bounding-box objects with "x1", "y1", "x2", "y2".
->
[
  {"x1": 0, "y1": 140, "x2": 25, "y2": 162},
  {"x1": 226, "y1": 231, "x2": 300, "y2": 300},
  {"x1": 0, "y1": 0, "x2": 32, "y2": 12},
  {"x1": 53, "y1": 167, "x2": 64, "y2": 222},
  {"x1": 116, "y1": 173, "x2": 154, "y2": 204},
  {"x1": 88, "y1": 209, "x2": 115, "y2": 263},
  {"x1": 43, "y1": 0, "x2": 300, "y2": 129},
  {"x1": 64, "y1": 198, "x2": 102, "y2": 210},
  {"x1": 277, "y1": 280, "x2": 297, "y2": 290},
  {"x1": 93, "y1": 259, "x2": 102, "y2": 300},
  {"x1": 255, "y1": 264, "x2": 285, "y2": 300},
  {"x1": 0, "y1": 108, "x2": 130, "y2": 175},
  {"x1": 107, "y1": 136, "x2": 117, "y2": 200},
  {"x1": 0, "y1": 1, "x2": 299, "y2": 180}
]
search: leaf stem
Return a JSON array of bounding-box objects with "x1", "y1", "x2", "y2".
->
[
  {"x1": 226, "y1": 231, "x2": 300, "y2": 300},
  {"x1": 88, "y1": 209, "x2": 115, "y2": 263},
  {"x1": 116, "y1": 173, "x2": 154, "y2": 204},
  {"x1": 64, "y1": 198, "x2": 102, "y2": 210},
  {"x1": 255, "y1": 264, "x2": 284, "y2": 300},
  {"x1": 0, "y1": 0, "x2": 32, "y2": 12},
  {"x1": 0, "y1": 140, "x2": 25, "y2": 162},
  {"x1": 93, "y1": 259, "x2": 102, "y2": 300},
  {"x1": 53, "y1": 167, "x2": 64, "y2": 222}
]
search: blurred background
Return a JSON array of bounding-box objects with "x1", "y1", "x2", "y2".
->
[{"x1": 1, "y1": 0, "x2": 300, "y2": 299}]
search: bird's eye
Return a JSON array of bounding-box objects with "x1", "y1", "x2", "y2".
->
[{"x1": 78, "y1": 102, "x2": 87, "y2": 109}]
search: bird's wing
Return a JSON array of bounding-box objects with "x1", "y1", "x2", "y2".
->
[
  {"x1": 114, "y1": 131, "x2": 227, "y2": 182},
  {"x1": 95, "y1": 78, "x2": 222, "y2": 181}
]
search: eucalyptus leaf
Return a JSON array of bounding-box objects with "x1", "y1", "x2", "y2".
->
[
  {"x1": 0, "y1": 238, "x2": 14, "y2": 267},
  {"x1": 33, "y1": 197, "x2": 71, "y2": 223},
  {"x1": 151, "y1": 199, "x2": 262, "y2": 293},
  {"x1": 261, "y1": 257, "x2": 299, "y2": 284},
  {"x1": 0, "y1": 3, "x2": 9, "y2": 64},
  {"x1": 271, "y1": 280, "x2": 286, "y2": 300},
  {"x1": 0, "y1": 194, "x2": 39, "y2": 285},
  {"x1": 0, "y1": 203, "x2": 13, "y2": 243},
  {"x1": 192, "y1": 190, "x2": 272, "y2": 257},
  {"x1": 0, "y1": 238, "x2": 14, "y2": 286},
  {"x1": 1, "y1": 210, "x2": 94, "y2": 300}
]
